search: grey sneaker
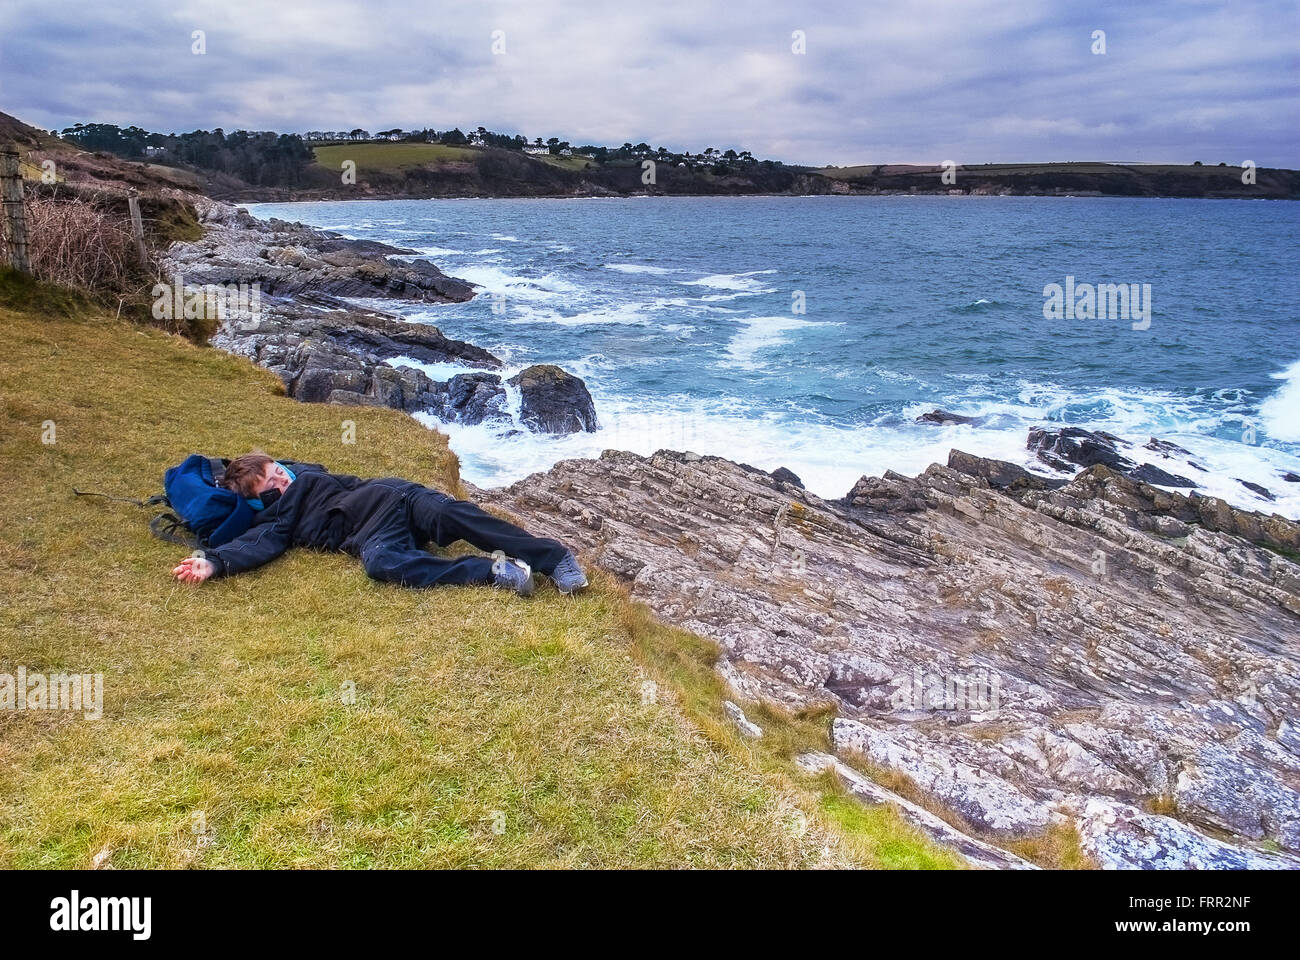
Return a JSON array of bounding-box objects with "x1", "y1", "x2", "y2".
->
[
  {"x1": 550, "y1": 551, "x2": 589, "y2": 595},
  {"x1": 491, "y1": 555, "x2": 534, "y2": 596}
]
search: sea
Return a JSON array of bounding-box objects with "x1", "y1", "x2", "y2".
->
[{"x1": 246, "y1": 195, "x2": 1300, "y2": 517}]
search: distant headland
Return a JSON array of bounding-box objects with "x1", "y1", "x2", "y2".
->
[{"x1": 5, "y1": 112, "x2": 1297, "y2": 201}]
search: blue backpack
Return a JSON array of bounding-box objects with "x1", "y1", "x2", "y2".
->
[
  {"x1": 73, "y1": 455, "x2": 309, "y2": 548},
  {"x1": 158, "y1": 455, "x2": 255, "y2": 547}
]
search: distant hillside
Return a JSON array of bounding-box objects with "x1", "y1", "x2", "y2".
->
[
  {"x1": 0, "y1": 111, "x2": 209, "y2": 195},
  {"x1": 217, "y1": 141, "x2": 821, "y2": 201},
  {"x1": 164, "y1": 149, "x2": 1300, "y2": 202},
  {"x1": 815, "y1": 162, "x2": 1300, "y2": 199},
  {"x1": 4, "y1": 111, "x2": 1296, "y2": 201}
]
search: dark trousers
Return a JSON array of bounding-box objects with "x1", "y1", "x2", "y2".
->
[{"x1": 357, "y1": 485, "x2": 568, "y2": 588}]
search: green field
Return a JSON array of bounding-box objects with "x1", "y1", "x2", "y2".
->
[
  {"x1": 0, "y1": 271, "x2": 973, "y2": 869},
  {"x1": 312, "y1": 142, "x2": 479, "y2": 173}
]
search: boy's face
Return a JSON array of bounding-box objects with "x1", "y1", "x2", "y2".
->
[{"x1": 257, "y1": 461, "x2": 294, "y2": 496}]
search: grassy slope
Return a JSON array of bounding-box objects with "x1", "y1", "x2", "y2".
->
[{"x1": 0, "y1": 274, "x2": 962, "y2": 868}]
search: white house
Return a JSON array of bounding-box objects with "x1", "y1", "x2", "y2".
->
[{"x1": 523, "y1": 145, "x2": 549, "y2": 155}]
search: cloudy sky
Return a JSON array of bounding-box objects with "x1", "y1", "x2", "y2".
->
[{"x1": 1, "y1": 0, "x2": 1296, "y2": 166}]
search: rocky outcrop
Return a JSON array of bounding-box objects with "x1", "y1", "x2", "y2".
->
[
  {"x1": 1030, "y1": 426, "x2": 1201, "y2": 489},
  {"x1": 477, "y1": 446, "x2": 1300, "y2": 869},
  {"x1": 169, "y1": 201, "x2": 476, "y2": 304},
  {"x1": 166, "y1": 201, "x2": 599, "y2": 435},
  {"x1": 507, "y1": 364, "x2": 598, "y2": 434}
]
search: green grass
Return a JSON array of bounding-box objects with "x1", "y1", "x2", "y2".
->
[
  {"x1": 0, "y1": 283, "x2": 971, "y2": 868},
  {"x1": 312, "y1": 143, "x2": 478, "y2": 173}
]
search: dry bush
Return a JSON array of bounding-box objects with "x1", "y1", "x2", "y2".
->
[{"x1": 24, "y1": 193, "x2": 146, "y2": 292}]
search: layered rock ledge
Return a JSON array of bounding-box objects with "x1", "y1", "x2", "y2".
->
[
  {"x1": 164, "y1": 201, "x2": 598, "y2": 434},
  {"x1": 477, "y1": 446, "x2": 1300, "y2": 869}
]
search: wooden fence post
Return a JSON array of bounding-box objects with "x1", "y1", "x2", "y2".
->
[
  {"x1": 1, "y1": 146, "x2": 31, "y2": 273},
  {"x1": 127, "y1": 189, "x2": 148, "y2": 264}
]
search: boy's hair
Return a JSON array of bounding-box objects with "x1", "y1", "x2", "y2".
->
[{"x1": 221, "y1": 453, "x2": 274, "y2": 497}]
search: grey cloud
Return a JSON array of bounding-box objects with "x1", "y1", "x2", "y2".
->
[{"x1": 0, "y1": 0, "x2": 1294, "y2": 165}]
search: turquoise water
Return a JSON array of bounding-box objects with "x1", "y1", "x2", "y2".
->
[{"x1": 247, "y1": 196, "x2": 1300, "y2": 514}]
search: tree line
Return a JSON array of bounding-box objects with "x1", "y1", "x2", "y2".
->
[
  {"x1": 57, "y1": 121, "x2": 780, "y2": 186},
  {"x1": 59, "y1": 123, "x2": 316, "y2": 186}
]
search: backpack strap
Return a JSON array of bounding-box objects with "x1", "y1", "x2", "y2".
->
[
  {"x1": 72, "y1": 488, "x2": 145, "y2": 506},
  {"x1": 75, "y1": 487, "x2": 196, "y2": 546},
  {"x1": 149, "y1": 511, "x2": 200, "y2": 547},
  {"x1": 72, "y1": 488, "x2": 171, "y2": 507},
  {"x1": 208, "y1": 457, "x2": 228, "y2": 486}
]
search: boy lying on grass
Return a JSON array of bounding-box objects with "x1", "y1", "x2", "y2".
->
[{"x1": 171, "y1": 453, "x2": 588, "y2": 596}]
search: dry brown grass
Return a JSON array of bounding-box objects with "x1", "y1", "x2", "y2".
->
[{"x1": 24, "y1": 193, "x2": 144, "y2": 292}]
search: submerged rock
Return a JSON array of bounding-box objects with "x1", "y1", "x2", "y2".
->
[
  {"x1": 917, "y1": 409, "x2": 983, "y2": 426},
  {"x1": 1030, "y1": 427, "x2": 1200, "y2": 489},
  {"x1": 1028, "y1": 426, "x2": 1131, "y2": 472},
  {"x1": 1129, "y1": 463, "x2": 1198, "y2": 488},
  {"x1": 1239, "y1": 479, "x2": 1277, "y2": 501}
]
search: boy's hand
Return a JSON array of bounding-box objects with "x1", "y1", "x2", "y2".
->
[{"x1": 172, "y1": 556, "x2": 214, "y2": 584}]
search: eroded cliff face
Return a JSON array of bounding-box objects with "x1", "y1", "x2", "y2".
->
[{"x1": 477, "y1": 448, "x2": 1300, "y2": 869}]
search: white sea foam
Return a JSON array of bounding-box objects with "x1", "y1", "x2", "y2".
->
[
  {"x1": 721, "y1": 315, "x2": 827, "y2": 370},
  {"x1": 896, "y1": 384, "x2": 1300, "y2": 517},
  {"x1": 679, "y1": 269, "x2": 777, "y2": 292},
  {"x1": 652, "y1": 296, "x2": 739, "y2": 313},
  {"x1": 506, "y1": 301, "x2": 652, "y2": 326},
  {"x1": 420, "y1": 379, "x2": 1300, "y2": 520},
  {"x1": 449, "y1": 265, "x2": 581, "y2": 302},
  {"x1": 1260, "y1": 358, "x2": 1300, "y2": 442},
  {"x1": 604, "y1": 263, "x2": 675, "y2": 274},
  {"x1": 384, "y1": 355, "x2": 503, "y2": 382}
]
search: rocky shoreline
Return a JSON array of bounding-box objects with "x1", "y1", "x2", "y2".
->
[
  {"x1": 163, "y1": 201, "x2": 599, "y2": 435},
  {"x1": 477, "y1": 443, "x2": 1300, "y2": 869}
]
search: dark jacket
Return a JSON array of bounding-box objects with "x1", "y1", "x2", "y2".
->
[{"x1": 206, "y1": 462, "x2": 423, "y2": 579}]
